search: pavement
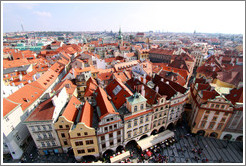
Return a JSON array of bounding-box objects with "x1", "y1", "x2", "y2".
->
[{"x1": 4, "y1": 125, "x2": 243, "y2": 163}]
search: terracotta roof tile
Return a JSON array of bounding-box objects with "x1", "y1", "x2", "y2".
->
[
  {"x1": 3, "y1": 98, "x2": 21, "y2": 117},
  {"x1": 7, "y1": 84, "x2": 44, "y2": 111},
  {"x1": 96, "y1": 87, "x2": 119, "y2": 120},
  {"x1": 62, "y1": 96, "x2": 81, "y2": 122},
  {"x1": 79, "y1": 101, "x2": 94, "y2": 127}
]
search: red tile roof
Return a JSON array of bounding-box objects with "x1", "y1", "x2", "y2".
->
[
  {"x1": 3, "y1": 58, "x2": 30, "y2": 69},
  {"x1": 96, "y1": 87, "x2": 119, "y2": 120},
  {"x1": 97, "y1": 72, "x2": 113, "y2": 81},
  {"x1": 53, "y1": 79, "x2": 77, "y2": 96},
  {"x1": 201, "y1": 90, "x2": 219, "y2": 100},
  {"x1": 113, "y1": 72, "x2": 128, "y2": 83},
  {"x1": 106, "y1": 78, "x2": 133, "y2": 109},
  {"x1": 79, "y1": 101, "x2": 94, "y2": 127},
  {"x1": 3, "y1": 98, "x2": 21, "y2": 117},
  {"x1": 225, "y1": 87, "x2": 243, "y2": 105},
  {"x1": 62, "y1": 95, "x2": 81, "y2": 122},
  {"x1": 25, "y1": 97, "x2": 55, "y2": 122},
  {"x1": 149, "y1": 48, "x2": 174, "y2": 56},
  {"x1": 7, "y1": 84, "x2": 44, "y2": 111}
]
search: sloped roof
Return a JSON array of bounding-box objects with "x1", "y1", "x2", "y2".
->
[
  {"x1": 96, "y1": 87, "x2": 118, "y2": 120},
  {"x1": 106, "y1": 78, "x2": 133, "y2": 109},
  {"x1": 225, "y1": 87, "x2": 243, "y2": 105},
  {"x1": 62, "y1": 95, "x2": 81, "y2": 122},
  {"x1": 79, "y1": 101, "x2": 94, "y2": 127},
  {"x1": 3, "y1": 98, "x2": 21, "y2": 117}
]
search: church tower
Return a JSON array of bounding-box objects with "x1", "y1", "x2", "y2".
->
[{"x1": 118, "y1": 27, "x2": 123, "y2": 47}]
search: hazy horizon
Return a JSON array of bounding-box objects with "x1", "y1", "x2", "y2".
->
[{"x1": 2, "y1": 2, "x2": 245, "y2": 34}]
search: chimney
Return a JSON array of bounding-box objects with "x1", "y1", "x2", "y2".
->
[
  {"x1": 171, "y1": 75, "x2": 174, "y2": 81},
  {"x1": 155, "y1": 86, "x2": 159, "y2": 93},
  {"x1": 161, "y1": 78, "x2": 164, "y2": 82},
  {"x1": 32, "y1": 74, "x2": 36, "y2": 81},
  {"x1": 19, "y1": 74, "x2": 23, "y2": 81},
  {"x1": 166, "y1": 81, "x2": 169, "y2": 84},
  {"x1": 141, "y1": 85, "x2": 145, "y2": 97},
  {"x1": 213, "y1": 67, "x2": 216, "y2": 72}
]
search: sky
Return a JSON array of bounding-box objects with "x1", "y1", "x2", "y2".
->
[{"x1": 2, "y1": 1, "x2": 245, "y2": 34}]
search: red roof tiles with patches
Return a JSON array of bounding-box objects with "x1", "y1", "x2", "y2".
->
[
  {"x1": 49, "y1": 62, "x2": 65, "y2": 74},
  {"x1": 169, "y1": 59, "x2": 190, "y2": 72},
  {"x1": 201, "y1": 90, "x2": 219, "y2": 100},
  {"x1": 62, "y1": 96, "x2": 81, "y2": 122},
  {"x1": 84, "y1": 82, "x2": 98, "y2": 97},
  {"x1": 97, "y1": 72, "x2": 113, "y2": 81},
  {"x1": 159, "y1": 70, "x2": 186, "y2": 86},
  {"x1": 25, "y1": 97, "x2": 55, "y2": 122},
  {"x1": 3, "y1": 59, "x2": 30, "y2": 69},
  {"x1": 7, "y1": 84, "x2": 44, "y2": 111},
  {"x1": 113, "y1": 72, "x2": 128, "y2": 83},
  {"x1": 30, "y1": 69, "x2": 59, "y2": 90},
  {"x1": 3, "y1": 98, "x2": 21, "y2": 117},
  {"x1": 79, "y1": 101, "x2": 94, "y2": 127},
  {"x1": 149, "y1": 48, "x2": 174, "y2": 56},
  {"x1": 126, "y1": 53, "x2": 135, "y2": 58},
  {"x1": 105, "y1": 57, "x2": 116, "y2": 63},
  {"x1": 126, "y1": 78, "x2": 161, "y2": 105},
  {"x1": 96, "y1": 87, "x2": 118, "y2": 120},
  {"x1": 53, "y1": 79, "x2": 77, "y2": 96},
  {"x1": 105, "y1": 78, "x2": 133, "y2": 109},
  {"x1": 153, "y1": 75, "x2": 187, "y2": 94},
  {"x1": 216, "y1": 65, "x2": 243, "y2": 86},
  {"x1": 98, "y1": 68, "x2": 115, "y2": 74},
  {"x1": 225, "y1": 87, "x2": 243, "y2": 105}
]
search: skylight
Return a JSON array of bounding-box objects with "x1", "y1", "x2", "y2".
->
[{"x1": 113, "y1": 85, "x2": 122, "y2": 96}]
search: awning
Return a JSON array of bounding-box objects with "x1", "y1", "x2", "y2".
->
[
  {"x1": 110, "y1": 151, "x2": 130, "y2": 163},
  {"x1": 137, "y1": 130, "x2": 174, "y2": 150}
]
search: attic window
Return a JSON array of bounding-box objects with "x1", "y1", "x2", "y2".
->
[
  {"x1": 44, "y1": 82, "x2": 47, "y2": 85},
  {"x1": 23, "y1": 98, "x2": 29, "y2": 102},
  {"x1": 47, "y1": 80, "x2": 50, "y2": 82},
  {"x1": 113, "y1": 85, "x2": 122, "y2": 95}
]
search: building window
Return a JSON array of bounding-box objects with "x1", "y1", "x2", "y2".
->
[
  {"x1": 42, "y1": 125, "x2": 46, "y2": 130},
  {"x1": 46, "y1": 141, "x2": 51, "y2": 147},
  {"x1": 133, "y1": 129, "x2": 137, "y2": 136},
  {"x1": 217, "y1": 123, "x2": 223, "y2": 130},
  {"x1": 134, "y1": 119, "x2": 138, "y2": 126},
  {"x1": 134, "y1": 106, "x2": 137, "y2": 112},
  {"x1": 140, "y1": 117, "x2": 143, "y2": 124},
  {"x1": 109, "y1": 126, "x2": 113, "y2": 130},
  {"x1": 146, "y1": 116, "x2": 149, "y2": 122},
  {"x1": 86, "y1": 140, "x2": 94, "y2": 145},
  {"x1": 117, "y1": 131, "x2": 121, "y2": 135},
  {"x1": 200, "y1": 121, "x2": 206, "y2": 128},
  {"x1": 88, "y1": 148, "x2": 95, "y2": 153},
  {"x1": 5, "y1": 117, "x2": 9, "y2": 122},
  {"x1": 155, "y1": 108, "x2": 158, "y2": 112},
  {"x1": 221, "y1": 118, "x2": 226, "y2": 122},
  {"x1": 160, "y1": 107, "x2": 163, "y2": 110},
  {"x1": 205, "y1": 110, "x2": 210, "y2": 114},
  {"x1": 59, "y1": 125, "x2": 63, "y2": 129},
  {"x1": 212, "y1": 117, "x2": 217, "y2": 121},
  {"x1": 221, "y1": 105, "x2": 225, "y2": 109},
  {"x1": 41, "y1": 142, "x2": 45, "y2": 147},
  {"x1": 211, "y1": 104, "x2": 214, "y2": 108},
  {"x1": 109, "y1": 133, "x2": 113, "y2": 138},
  {"x1": 102, "y1": 144, "x2": 106, "y2": 149},
  {"x1": 48, "y1": 124, "x2": 52, "y2": 130},
  {"x1": 48, "y1": 132, "x2": 52, "y2": 138},
  {"x1": 128, "y1": 122, "x2": 131, "y2": 128},
  {"x1": 16, "y1": 135, "x2": 20, "y2": 141},
  {"x1": 203, "y1": 116, "x2": 208, "y2": 120},
  {"x1": 104, "y1": 127, "x2": 108, "y2": 132},
  {"x1": 127, "y1": 131, "x2": 131, "y2": 138},
  {"x1": 30, "y1": 126, "x2": 35, "y2": 131},
  {"x1": 66, "y1": 125, "x2": 69, "y2": 129},
  {"x1": 77, "y1": 133, "x2": 81, "y2": 137},
  {"x1": 51, "y1": 141, "x2": 56, "y2": 146},
  {"x1": 37, "y1": 125, "x2": 41, "y2": 130},
  {"x1": 117, "y1": 138, "x2": 121, "y2": 143},
  {"x1": 84, "y1": 132, "x2": 88, "y2": 136},
  {"x1": 140, "y1": 104, "x2": 144, "y2": 110},
  {"x1": 224, "y1": 112, "x2": 229, "y2": 116},
  {"x1": 110, "y1": 141, "x2": 114, "y2": 146},
  {"x1": 145, "y1": 125, "x2": 148, "y2": 132},
  {"x1": 43, "y1": 133, "x2": 47, "y2": 138},
  {"x1": 64, "y1": 141, "x2": 68, "y2": 145},
  {"x1": 215, "y1": 111, "x2": 219, "y2": 115},
  {"x1": 139, "y1": 127, "x2": 143, "y2": 133},
  {"x1": 114, "y1": 124, "x2": 117, "y2": 128},
  {"x1": 215, "y1": 105, "x2": 220, "y2": 108},
  {"x1": 61, "y1": 133, "x2": 65, "y2": 138},
  {"x1": 209, "y1": 122, "x2": 215, "y2": 129},
  {"x1": 159, "y1": 113, "x2": 162, "y2": 118},
  {"x1": 75, "y1": 141, "x2": 83, "y2": 146},
  {"x1": 77, "y1": 149, "x2": 85, "y2": 154}
]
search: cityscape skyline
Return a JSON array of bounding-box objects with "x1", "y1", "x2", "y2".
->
[{"x1": 2, "y1": 1, "x2": 245, "y2": 34}]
